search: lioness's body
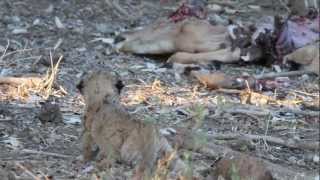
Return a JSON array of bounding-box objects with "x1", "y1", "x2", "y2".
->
[{"x1": 118, "y1": 19, "x2": 241, "y2": 64}]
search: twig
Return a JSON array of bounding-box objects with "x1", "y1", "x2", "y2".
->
[
  {"x1": 215, "y1": 89, "x2": 242, "y2": 94},
  {"x1": 0, "y1": 47, "x2": 53, "y2": 61},
  {"x1": 263, "y1": 114, "x2": 271, "y2": 150},
  {"x1": 0, "y1": 118, "x2": 13, "y2": 121},
  {"x1": 292, "y1": 90, "x2": 319, "y2": 97},
  {"x1": 105, "y1": 0, "x2": 131, "y2": 19},
  {"x1": 207, "y1": 0, "x2": 238, "y2": 8},
  {"x1": 281, "y1": 107, "x2": 319, "y2": 117},
  {"x1": 16, "y1": 162, "x2": 41, "y2": 180},
  {"x1": 38, "y1": 170, "x2": 51, "y2": 180},
  {"x1": 224, "y1": 107, "x2": 271, "y2": 116},
  {"x1": 21, "y1": 149, "x2": 71, "y2": 158},
  {"x1": 0, "y1": 39, "x2": 10, "y2": 61},
  {"x1": 14, "y1": 56, "x2": 43, "y2": 62},
  {"x1": 229, "y1": 106, "x2": 319, "y2": 117},
  {"x1": 254, "y1": 70, "x2": 313, "y2": 79}
]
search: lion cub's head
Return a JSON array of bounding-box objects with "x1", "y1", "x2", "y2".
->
[{"x1": 77, "y1": 71, "x2": 124, "y2": 105}]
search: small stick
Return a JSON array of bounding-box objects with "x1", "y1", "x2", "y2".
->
[
  {"x1": 292, "y1": 90, "x2": 319, "y2": 97},
  {"x1": 0, "y1": 39, "x2": 10, "y2": 61},
  {"x1": 16, "y1": 162, "x2": 41, "y2": 180},
  {"x1": 207, "y1": 0, "x2": 238, "y2": 8},
  {"x1": 215, "y1": 89, "x2": 242, "y2": 94},
  {"x1": 281, "y1": 107, "x2": 319, "y2": 117},
  {"x1": 21, "y1": 149, "x2": 71, "y2": 158},
  {"x1": 105, "y1": 0, "x2": 131, "y2": 19},
  {"x1": 254, "y1": 70, "x2": 313, "y2": 79}
]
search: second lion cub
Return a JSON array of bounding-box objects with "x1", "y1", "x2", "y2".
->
[{"x1": 77, "y1": 71, "x2": 162, "y2": 178}]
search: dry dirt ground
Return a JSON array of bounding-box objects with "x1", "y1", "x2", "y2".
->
[{"x1": 0, "y1": 0, "x2": 319, "y2": 179}]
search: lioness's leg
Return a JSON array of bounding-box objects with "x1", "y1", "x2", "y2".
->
[{"x1": 167, "y1": 47, "x2": 241, "y2": 64}]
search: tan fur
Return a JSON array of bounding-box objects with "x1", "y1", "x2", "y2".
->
[
  {"x1": 288, "y1": 0, "x2": 319, "y2": 16},
  {"x1": 210, "y1": 154, "x2": 273, "y2": 180},
  {"x1": 284, "y1": 41, "x2": 319, "y2": 75},
  {"x1": 118, "y1": 18, "x2": 236, "y2": 64},
  {"x1": 78, "y1": 71, "x2": 161, "y2": 177},
  {"x1": 190, "y1": 71, "x2": 235, "y2": 89}
]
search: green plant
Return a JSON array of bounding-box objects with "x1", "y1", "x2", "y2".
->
[
  {"x1": 187, "y1": 103, "x2": 208, "y2": 130},
  {"x1": 181, "y1": 152, "x2": 193, "y2": 180},
  {"x1": 192, "y1": 131, "x2": 208, "y2": 150},
  {"x1": 229, "y1": 163, "x2": 241, "y2": 180}
]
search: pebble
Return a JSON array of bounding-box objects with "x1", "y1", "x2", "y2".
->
[
  {"x1": 33, "y1": 18, "x2": 41, "y2": 26},
  {"x1": 300, "y1": 74, "x2": 310, "y2": 81},
  {"x1": 146, "y1": 62, "x2": 156, "y2": 70},
  {"x1": 288, "y1": 156, "x2": 297, "y2": 164},
  {"x1": 313, "y1": 155, "x2": 320, "y2": 163}
]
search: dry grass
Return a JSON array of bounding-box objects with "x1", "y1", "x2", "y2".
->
[
  {"x1": 0, "y1": 55, "x2": 66, "y2": 101},
  {"x1": 152, "y1": 150, "x2": 177, "y2": 180},
  {"x1": 34, "y1": 54, "x2": 65, "y2": 99}
]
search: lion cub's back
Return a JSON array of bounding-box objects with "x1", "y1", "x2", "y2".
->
[{"x1": 91, "y1": 104, "x2": 160, "y2": 166}]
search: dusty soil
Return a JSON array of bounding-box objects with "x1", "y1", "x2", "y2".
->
[{"x1": 0, "y1": 0, "x2": 319, "y2": 179}]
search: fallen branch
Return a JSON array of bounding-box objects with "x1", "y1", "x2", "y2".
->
[
  {"x1": 211, "y1": 105, "x2": 320, "y2": 117},
  {"x1": 208, "y1": 132, "x2": 319, "y2": 151},
  {"x1": 224, "y1": 107, "x2": 271, "y2": 116}
]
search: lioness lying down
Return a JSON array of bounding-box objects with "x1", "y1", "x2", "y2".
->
[
  {"x1": 116, "y1": 18, "x2": 260, "y2": 65},
  {"x1": 77, "y1": 71, "x2": 182, "y2": 179}
]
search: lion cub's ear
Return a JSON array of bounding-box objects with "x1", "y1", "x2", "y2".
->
[
  {"x1": 76, "y1": 71, "x2": 90, "y2": 94},
  {"x1": 76, "y1": 79, "x2": 84, "y2": 94},
  {"x1": 115, "y1": 80, "x2": 124, "y2": 94}
]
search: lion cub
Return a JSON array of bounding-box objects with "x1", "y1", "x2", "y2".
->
[{"x1": 77, "y1": 71, "x2": 161, "y2": 178}]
